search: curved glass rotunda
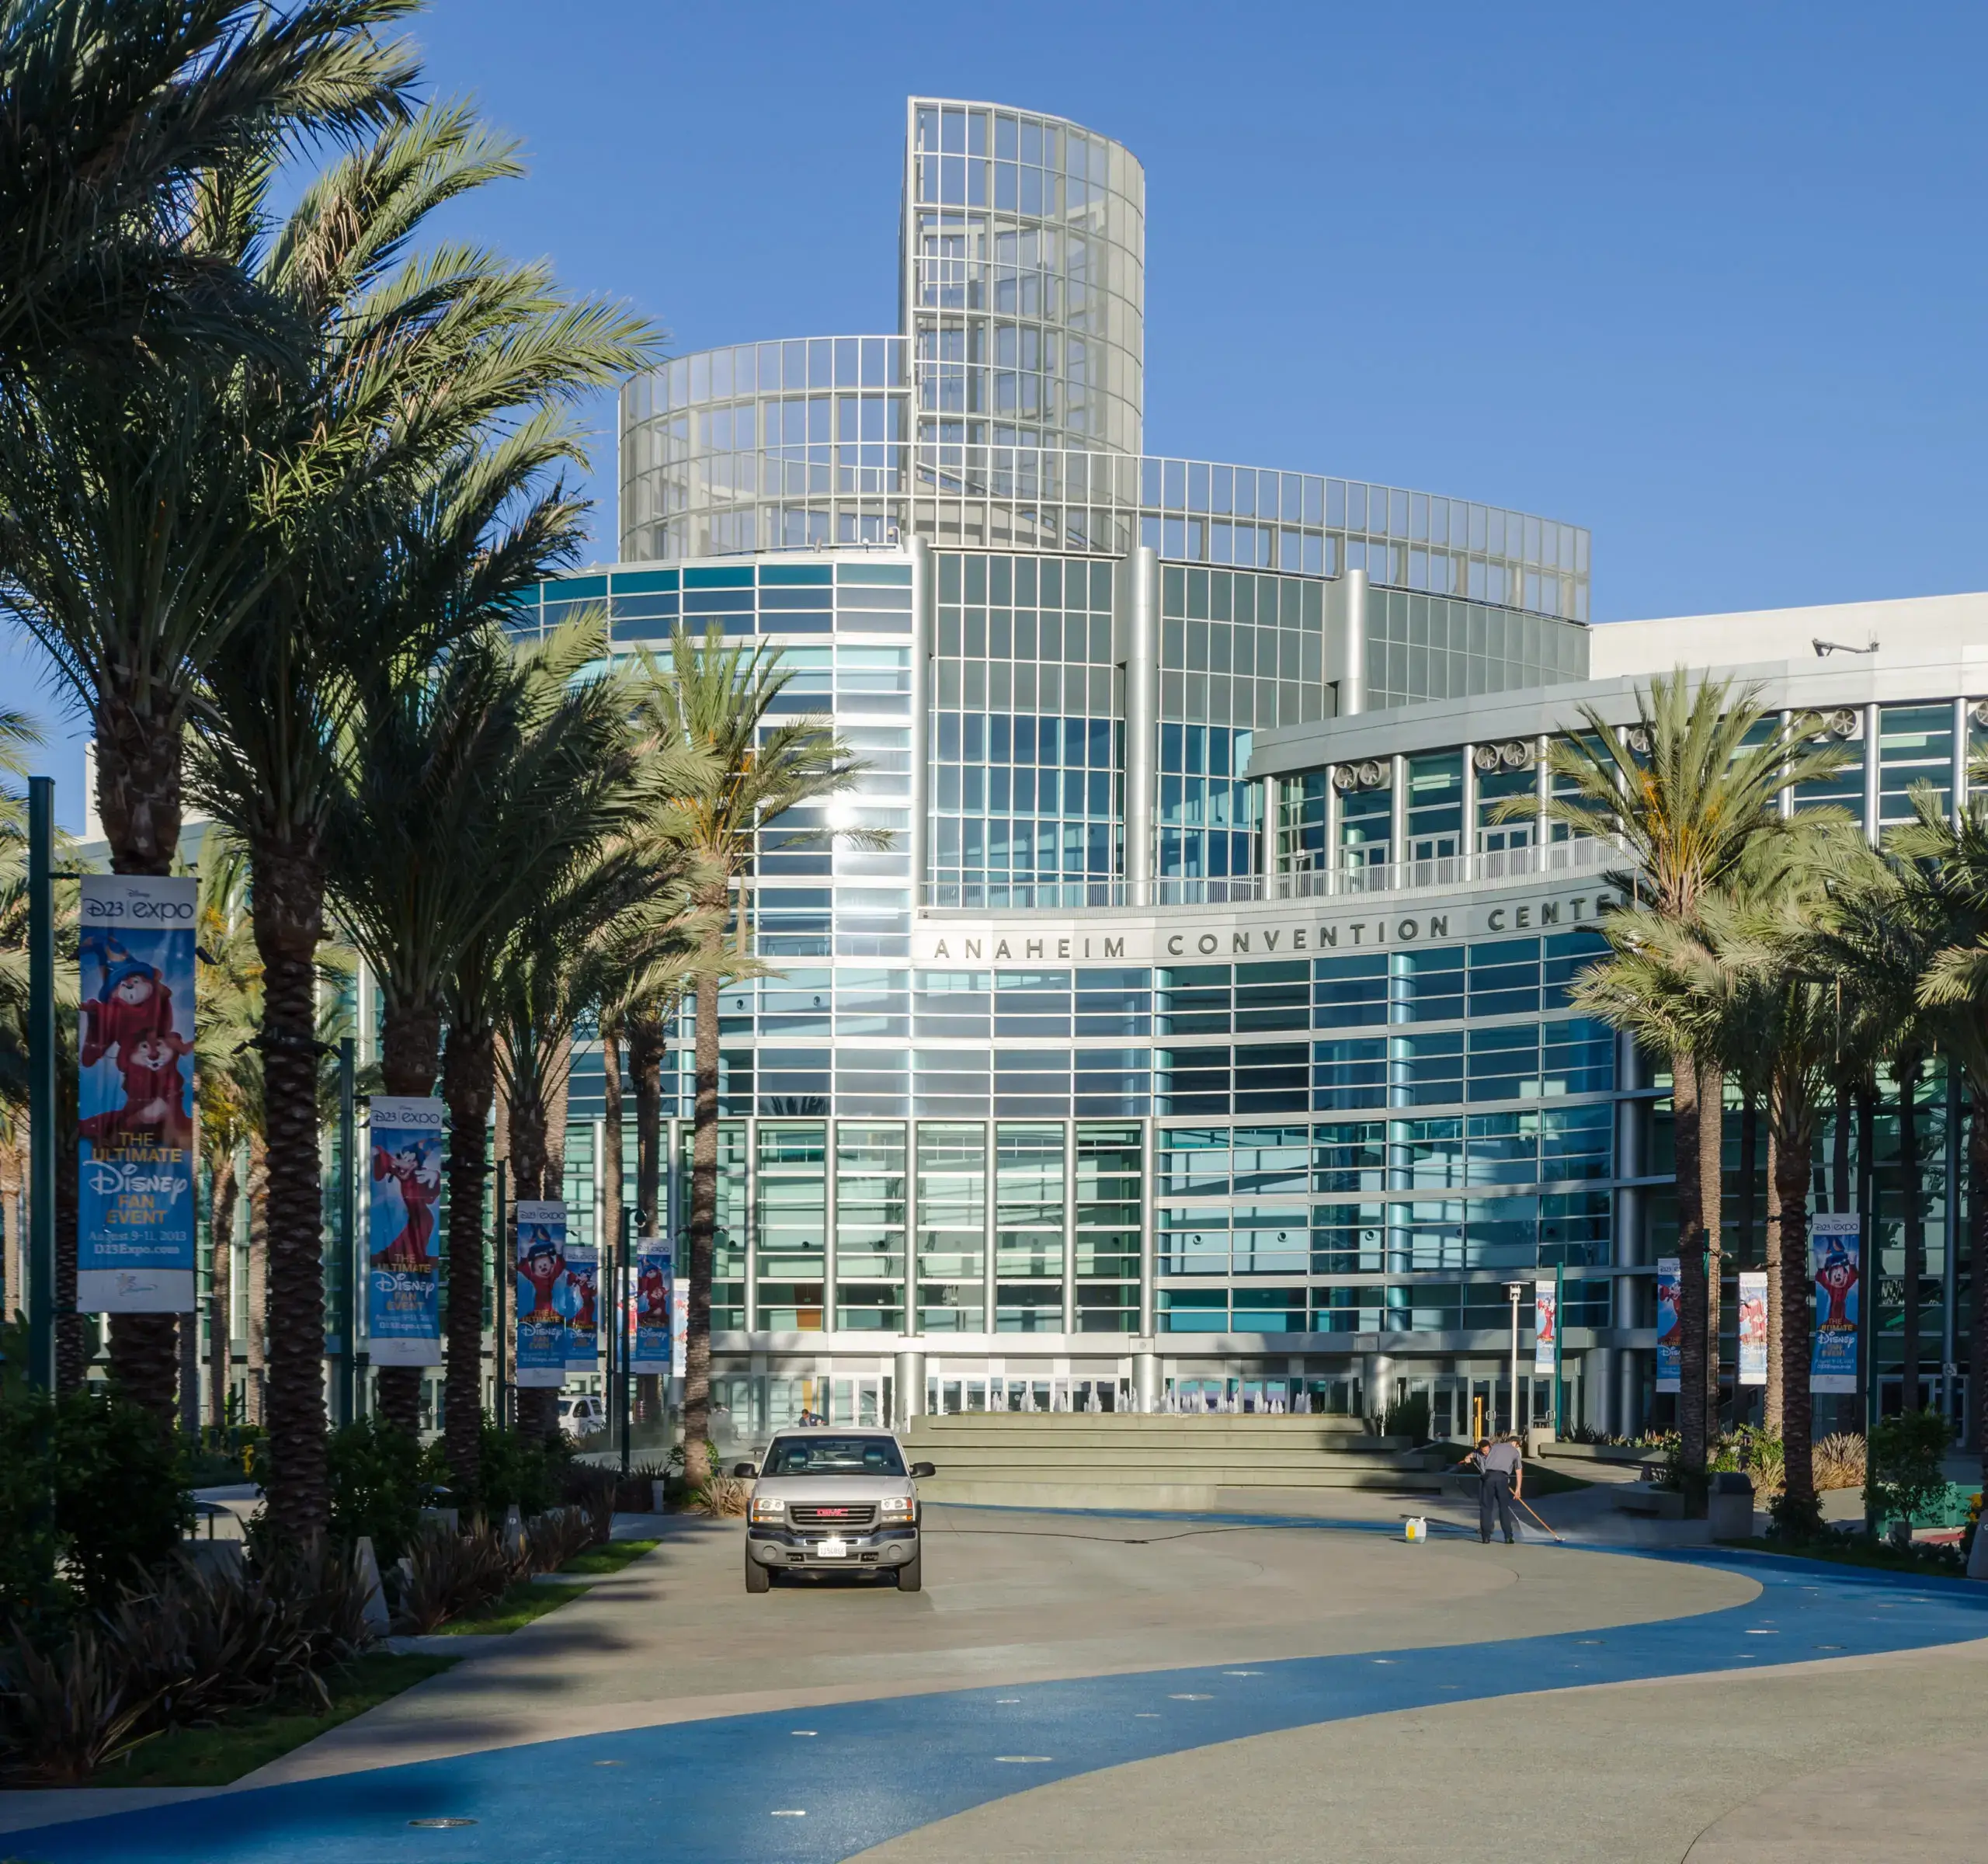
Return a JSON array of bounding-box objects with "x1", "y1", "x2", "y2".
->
[{"x1": 482, "y1": 97, "x2": 1978, "y2": 1453}]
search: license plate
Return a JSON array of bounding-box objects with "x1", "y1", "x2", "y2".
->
[{"x1": 817, "y1": 1537, "x2": 848, "y2": 1559}]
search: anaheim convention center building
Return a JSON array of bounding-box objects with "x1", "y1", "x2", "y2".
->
[{"x1": 502, "y1": 98, "x2": 1979, "y2": 1447}]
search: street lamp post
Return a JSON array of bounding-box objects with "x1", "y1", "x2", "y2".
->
[
  {"x1": 1505, "y1": 1281, "x2": 1525, "y2": 1440},
  {"x1": 26, "y1": 777, "x2": 56, "y2": 1393},
  {"x1": 336, "y1": 1038, "x2": 356, "y2": 1427}
]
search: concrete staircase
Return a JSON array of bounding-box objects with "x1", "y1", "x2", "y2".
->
[{"x1": 903, "y1": 1411, "x2": 1449, "y2": 1511}]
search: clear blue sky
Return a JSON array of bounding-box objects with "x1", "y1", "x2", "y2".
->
[{"x1": 9, "y1": 0, "x2": 1986, "y2": 823}]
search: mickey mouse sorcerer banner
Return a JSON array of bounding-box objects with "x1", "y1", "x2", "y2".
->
[
  {"x1": 77, "y1": 875, "x2": 197, "y2": 1313},
  {"x1": 514, "y1": 1200, "x2": 568, "y2": 1388},
  {"x1": 367, "y1": 1097, "x2": 445, "y2": 1365},
  {"x1": 1809, "y1": 1213, "x2": 1861, "y2": 1394}
]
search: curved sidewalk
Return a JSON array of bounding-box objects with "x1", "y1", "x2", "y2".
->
[{"x1": 7, "y1": 1510, "x2": 1985, "y2": 1862}]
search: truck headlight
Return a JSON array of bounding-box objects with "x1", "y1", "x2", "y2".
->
[
  {"x1": 749, "y1": 1497, "x2": 785, "y2": 1524},
  {"x1": 878, "y1": 1497, "x2": 913, "y2": 1521}
]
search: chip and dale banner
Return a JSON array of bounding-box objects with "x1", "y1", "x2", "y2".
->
[{"x1": 78, "y1": 876, "x2": 198, "y2": 1312}]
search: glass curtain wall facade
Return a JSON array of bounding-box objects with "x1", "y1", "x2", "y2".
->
[{"x1": 487, "y1": 96, "x2": 1965, "y2": 1451}]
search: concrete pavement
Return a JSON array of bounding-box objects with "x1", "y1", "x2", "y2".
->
[{"x1": 5, "y1": 1504, "x2": 1986, "y2": 1862}]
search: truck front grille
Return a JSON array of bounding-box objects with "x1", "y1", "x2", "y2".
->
[{"x1": 790, "y1": 1503, "x2": 878, "y2": 1531}]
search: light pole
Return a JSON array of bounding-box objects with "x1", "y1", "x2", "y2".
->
[
  {"x1": 26, "y1": 777, "x2": 55, "y2": 1393},
  {"x1": 1505, "y1": 1281, "x2": 1525, "y2": 1440},
  {"x1": 336, "y1": 1038, "x2": 356, "y2": 1427}
]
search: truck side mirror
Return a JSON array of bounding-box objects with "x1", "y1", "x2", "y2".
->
[
  {"x1": 909, "y1": 1461, "x2": 936, "y2": 1480},
  {"x1": 731, "y1": 1462, "x2": 757, "y2": 1479}
]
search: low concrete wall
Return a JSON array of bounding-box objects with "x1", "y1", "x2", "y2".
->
[{"x1": 921, "y1": 1480, "x2": 1222, "y2": 1511}]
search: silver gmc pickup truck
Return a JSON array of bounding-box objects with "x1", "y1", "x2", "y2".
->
[{"x1": 737, "y1": 1428, "x2": 935, "y2": 1593}]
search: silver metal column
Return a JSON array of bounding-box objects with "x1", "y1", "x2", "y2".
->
[
  {"x1": 1120, "y1": 544, "x2": 1160, "y2": 906},
  {"x1": 1326, "y1": 567, "x2": 1368, "y2": 716},
  {"x1": 1138, "y1": 1118, "x2": 1156, "y2": 1340},
  {"x1": 1863, "y1": 702, "x2": 1881, "y2": 843},
  {"x1": 1061, "y1": 1119, "x2": 1077, "y2": 1337},
  {"x1": 822, "y1": 1118, "x2": 838, "y2": 1341},
  {"x1": 893, "y1": 1349, "x2": 924, "y2": 1429},
  {"x1": 909, "y1": 537, "x2": 934, "y2": 909},
  {"x1": 1132, "y1": 1348, "x2": 1160, "y2": 1414},
  {"x1": 1260, "y1": 770, "x2": 1279, "y2": 895}
]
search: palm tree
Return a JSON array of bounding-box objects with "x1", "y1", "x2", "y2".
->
[
  {"x1": 0, "y1": 15, "x2": 416, "y2": 1420},
  {"x1": 325, "y1": 618, "x2": 657, "y2": 1445},
  {"x1": 643, "y1": 626, "x2": 882, "y2": 1483},
  {"x1": 0, "y1": 0, "x2": 418, "y2": 381},
  {"x1": 415, "y1": 621, "x2": 657, "y2": 1501},
  {"x1": 191, "y1": 834, "x2": 261, "y2": 1428},
  {"x1": 1809, "y1": 841, "x2": 1948, "y2": 1421},
  {"x1": 1891, "y1": 781, "x2": 1988, "y2": 1485},
  {"x1": 1512, "y1": 671, "x2": 1850, "y2": 1480},
  {"x1": 187, "y1": 106, "x2": 658, "y2": 1541}
]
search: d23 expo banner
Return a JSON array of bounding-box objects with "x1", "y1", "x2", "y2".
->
[
  {"x1": 514, "y1": 1201, "x2": 569, "y2": 1388},
  {"x1": 1534, "y1": 1278, "x2": 1557, "y2": 1376},
  {"x1": 629, "y1": 1239, "x2": 675, "y2": 1375},
  {"x1": 1654, "y1": 1257, "x2": 1682, "y2": 1393},
  {"x1": 367, "y1": 1097, "x2": 444, "y2": 1365},
  {"x1": 77, "y1": 875, "x2": 197, "y2": 1312},
  {"x1": 1809, "y1": 1212, "x2": 1861, "y2": 1394},
  {"x1": 1738, "y1": 1270, "x2": 1769, "y2": 1386},
  {"x1": 563, "y1": 1240, "x2": 600, "y2": 1371}
]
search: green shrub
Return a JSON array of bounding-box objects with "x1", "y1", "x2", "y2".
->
[
  {"x1": 326, "y1": 1417, "x2": 424, "y2": 1567},
  {"x1": 1870, "y1": 1409, "x2": 1951, "y2": 1525},
  {"x1": 0, "y1": 1382, "x2": 64, "y2": 1626},
  {"x1": 1384, "y1": 1391, "x2": 1431, "y2": 1445},
  {"x1": 51, "y1": 1386, "x2": 192, "y2": 1611},
  {"x1": 477, "y1": 1417, "x2": 568, "y2": 1520}
]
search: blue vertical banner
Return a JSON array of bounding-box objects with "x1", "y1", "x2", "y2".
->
[
  {"x1": 514, "y1": 1200, "x2": 568, "y2": 1388},
  {"x1": 367, "y1": 1097, "x2": 444, "y2": 1365},
  {"x1": 77, "y1": 875, "x2": 197, "y2": 1312},
  {"x1": 629, "y1": 1238, "x2": 674, "y2": 1374},
  {"x1": 1655, "y1": 1256, "x2": 1681, "y2": 1393},
  {"x1": 563, "y1": 1240, "x2": 600, "y2": 1371},
  {"x1": 1809, "y1": 1212, "x2": 1861, "y2": 1393}
]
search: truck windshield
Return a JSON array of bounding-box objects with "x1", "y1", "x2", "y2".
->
[{"x1": 762, "y1": 1436, "x2": 906, "y2": 1477}]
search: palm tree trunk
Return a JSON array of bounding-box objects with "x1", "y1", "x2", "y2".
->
[
  {"x1": 1700, "y1": 1060, "x2": 1726, "y2": 1438},
  {"x1": 1832, "y1": 1084, "x2": 1851, "y2": 1215},
  {"x1": 1774, "y1": 1079, "x2": 1817, "y2": 1522},
  {"x1": 1739, "y1": 1091, "x2": 1758, "y2": 1268},
  {"x1": 245, "y1": 1135, "x2": 268, "y2": 1425},
  {"x1": 1898, "y1": 1054, "x2": 1923, "y2": 1416},
  {"x1": 505, "y1": 1043, "x2": 560, "y2": 1443},
  {"x1": 1764, "y1": 1125, "x2": 1781, "y2": 1437},
  {"x1": 442, "y1": 1020, "x2": 495, "y2": 1510},
  {"x1": 627, "y1": 1010, "x2": 665, "y2": 1425},
  {"x1": 252, "y1": 842, "x2": 330, "y2": 1543},
  {"x1": 374, "y1": 1001, "x2": 445, "y2": 1438},
  {"x1": 1971, "y1": 1104, "x2": 1988, "y2": 1484},
  {"x1": 683, "y1": 962, "x2": 719, "y2": 1487},
  {"x1": 601, "y1": 1017, "x2": 625, "y2": 1438},
  {"x1": 95, "y1": 689, "x2": 186, "y2": 1421},
  {"x1": 1672, "y1": 1055, "x2": 1709, "y2": 1479},
  {"x1": 208, "y1": 1152, "x2": 238, "y2": 1429}
]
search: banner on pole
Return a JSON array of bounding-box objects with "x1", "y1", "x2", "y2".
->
[
  {"x1": 1737, "y1": 1271, "x2": 1768, "y2": 1386},
  {"x1": 629, "y1": 1238, "x2": 674, "y2": 1373},
  {"x1": 1655, "y1": 1257, "x2": 1682, "y2": 1393},
  {"x1": 1534, "y1": 1278, "x2": 1557, "y2": 1375},
  {"x1": 563, "y1": 1240, "x2": 600, "y2": 1370},
  {"x1": 77, "y1": 875, "x2": 197, "y2": 1312},
  {"x1": 672, "y1": 1275, "x2": 687, "y2": 1382},
  {"x1": 514, "y1": 1201, "x2": 568, "y2": 1388},
  {"x1": 366, "y1": 1097, "x2": 444, "y2": 1366},
  {"x1": 1809, "y1": 1212, "x2": 1860, "y2": 1393}
]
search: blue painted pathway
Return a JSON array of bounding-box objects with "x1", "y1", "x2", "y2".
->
[{"x1": 11, "y1": 1532, "x2": 1987, "y2": 1864}]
